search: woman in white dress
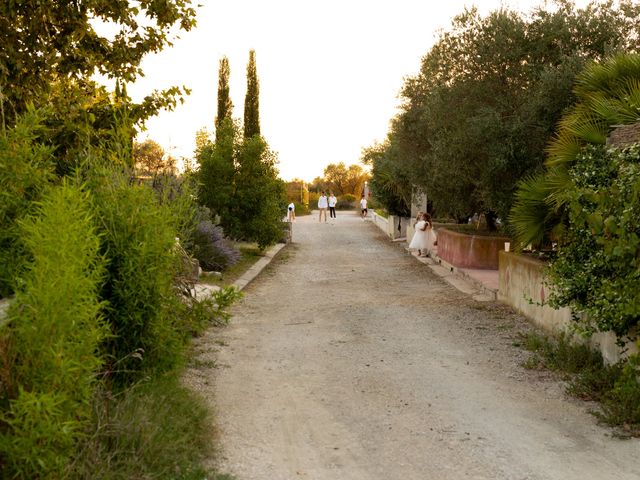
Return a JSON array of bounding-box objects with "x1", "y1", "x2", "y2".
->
[
  {"x1": 409, "y1": 212, "x2": 428, "y2": 255},
  {"x1": 409, "y1": 213, "x2": 437, "y2": 256}
]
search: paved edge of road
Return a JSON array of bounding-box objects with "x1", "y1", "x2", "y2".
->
[
  {"x1": 406, "y1": 249, "x2": 497, "y2": 302},
  {"x1": 194, "y1": 242, "x2": 287, "y2": 299}
]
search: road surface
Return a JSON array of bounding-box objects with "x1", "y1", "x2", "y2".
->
[{"x1": 185, "y1": 211, "x2": 639, "y2": 480}]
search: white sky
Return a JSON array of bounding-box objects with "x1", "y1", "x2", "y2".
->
[{"x1": 127, "y1": 0, "x2": 582, "y2": 181}]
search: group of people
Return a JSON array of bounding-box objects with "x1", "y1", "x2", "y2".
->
[
  {"x1": 286, "y1": 191, "x2": 371, "y2": 223},
  {"x1": 317, "y1": 191, "x2": 368, "y2": 222},
  {"x1": 409, "y1": 212, "x2": 437, "y2": 257},
  {"x1": 317, "y1": 191, "x2": 338, "y2": 222}
]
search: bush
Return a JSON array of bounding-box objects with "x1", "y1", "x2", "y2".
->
[
  {"x1": 547, "y1": 145, "x2": 640, "y2": 338},
  {"x1": 0, "y1": 182, "x2": 107, "y2": 479},
  {"x1": 0, "y1": 109, "x2": 55, "y2": 298},
  {"x1": 193, "y1": 221, "x2": 240, "y2": 272},
  {"x1": 520, "y1": 332, "x2": 640, "y2": 434},
  {"x1": 88, "y1": 168, "x2": 183, "y2": 384},
  {"x1": 336, "y1": 193, "x2": 356, "y2": 210}
]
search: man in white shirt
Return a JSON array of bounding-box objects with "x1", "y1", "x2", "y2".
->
[
  {"x1": 328, "y1": 191, "x2": 337, "y2": 219},
  {"x1": 360, "y1": 194, "x2": 368, "y2": 218},
  {"x1": 318, "y1": 191, "x2": 328, "y2": 222}
]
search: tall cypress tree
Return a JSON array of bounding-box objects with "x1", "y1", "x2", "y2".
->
[
  {"x1": 215, "y1": 56, "x2": 233, "y2": 139},
  {"x1": 243, "y1": 50, "x2": 260, "y2": 138}
]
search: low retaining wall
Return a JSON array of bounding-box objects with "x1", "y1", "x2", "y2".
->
[
  {"x1": 371, "y1": 211, "x2": 389, "y2": 235},
  {"x1": 438, "y1": 228, "x2": 510, "y2": 270},
  {"x1": 372, "y1": 213, "x2": 409, "y2": 240},
  {"x1": 498, "y1": 251, "x2": 637, "y2": 364}
]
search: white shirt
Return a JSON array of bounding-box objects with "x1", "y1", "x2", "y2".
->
[
  {"x1": 288, "y1": 202, "x2": 295, "y2": 211},
  {"x1": 360, "y1": 198, "x2": 367, "y2": 209},
  {"x1": 328, "y1": 195, "x2": 337, "y2": 207},
  {"x1": 318, "y1": 195, "x2": 328, "y2": 208}
]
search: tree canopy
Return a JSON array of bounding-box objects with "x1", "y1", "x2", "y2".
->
[
  {"x1": 367, "y1": 0, "x2": 640, "y2": 224},
  {"x1": 0, "y1": 0, "x2": 196, "y2": 123}
]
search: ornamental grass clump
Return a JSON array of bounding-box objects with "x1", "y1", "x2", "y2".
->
[
  {"x1": 88, "y1": 169, "x2": 183, "y2": 385},
  {"x1": 0, "y1": 182, "x2": 107, "y2": 479}
]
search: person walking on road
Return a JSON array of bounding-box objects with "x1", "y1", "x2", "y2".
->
[
  {"x1": 318, "y1": 191, "x2": 328, "y2": 223},
  {"x1": 328, "y1": 191, "x2": 337, "y2": 219},
  {"x1": 360, "y1": 194, "x2": 368, "y2": 219}
]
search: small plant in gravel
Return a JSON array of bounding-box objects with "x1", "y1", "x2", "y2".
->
[{"x1": 519, "y1": 331, "x2": 640, "y2": 436}]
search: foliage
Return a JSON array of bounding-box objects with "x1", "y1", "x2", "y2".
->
[
  {"x1": 70, "y1": 375, "x2": 215, "y2": 479},
  {"x1": 369, "y1": 1, "x2": 640, "y2": 224},
  {"x1": 0, "y1": 0, "x2": 196, "y2": 123},
  {"x1": 176, "y1": 286, "x2": 243, "y2": 337},
  {"x1": 243, "y1": 50, "x2": 260, "y2": 138},
  {"x1": 88, "y1": 168, "x2": 183, "y2": 384},
  {"x1": 0, "y1": 108, "x2": 55, "y2": 297},
  {"x1": 336, "y1": 194, "x2": 357, "y2": 210},
  {"x1": 323, "y1": 162, "x2": 369, "y2": 196},
  {"x1": 216, "y1": 57, "x2": 233, "y2": 137},
  {"x1": 196, "y1": 118, "x2": 238, "y2": 225},
  {"x1": 198, "y1": 118, "x2": 286, "y2": 249},
  {"x1": 133, "y1": 138, "x2": 176, "y2": 178},
  {"x1": 511, "y1": 53, "x2": 640, "y2": 248},
  {"x1": 546, "y1": 145, "x2": 640, "y2": 338},
  {"x1": 520, "y1": 331, "x2": 640, "y2": 434},
  {"x1": 193, "y1": 221, "x2": 241, "y2": 272},
  {"x1": 0, "y1": 182, "x2": 107, "y2": 478},
  {"x1": 230, "y1": 135, "x2": 287, "y2": 248},
  {"x1": 362, "y1": 141, "x2": 411, "y2": 217}
]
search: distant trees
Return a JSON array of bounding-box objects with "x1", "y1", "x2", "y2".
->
[
  {"x1": 322, "y1": 162, "x2": 369, "y2": 196},
  {"x1": 133, "y1": 139, "x2": 177, "y2": 178},
  {"x1": 366, "y1": 0, "x2": 640, "y2": 224}
]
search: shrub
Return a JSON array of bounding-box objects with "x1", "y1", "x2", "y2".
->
[
  {"x1": 193, "y1": 221, "x2": 240, "y2": 272},
  {"x1": 0, "y1": 182, "x2": 107, "y2": 479},
  {"x1": 520, "y1": 332, "x2": 640, "y2": 433},
  {"x1": 88, "y1": 168, "x2": 182, "y2": 384},
  {"x1": 336, "y1": 193, "x2": 356, "y2": 210},
  {"x1": 547, "y1": 145, "x2": 640, "y2": 338},
  {"x1": 0, "y1": 109, "x2": 55, "y2": 298}
]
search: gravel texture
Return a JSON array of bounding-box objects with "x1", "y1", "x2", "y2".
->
[{"x1": 184, "y1": 211, "x2": 640, "y2": 480}]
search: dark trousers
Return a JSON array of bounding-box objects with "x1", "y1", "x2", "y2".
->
[{"x1": 329, "y1": 206, "x2": 336, "y2": 218}]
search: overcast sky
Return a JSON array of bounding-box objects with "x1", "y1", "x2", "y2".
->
[{"x1": 127, "y1": 0, "x2": 584, "y2": 181}]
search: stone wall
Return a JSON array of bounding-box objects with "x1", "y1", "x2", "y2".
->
[{"x1": 607, "y1": 123, "x2": 640, "y2": 148}]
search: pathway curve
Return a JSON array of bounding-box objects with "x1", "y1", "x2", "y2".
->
[{"x1": 185, "y1": 211, "x2": 639, "y2": 480}]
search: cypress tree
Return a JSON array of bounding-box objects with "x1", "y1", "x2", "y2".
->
[
  {"x1": 215, "y1": 56, "x2": 233, "y2": 139},
  {"x1": 243, "y1": 50, "x2": 260, "y2": 138}
]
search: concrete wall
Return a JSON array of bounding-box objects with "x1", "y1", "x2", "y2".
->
[
  {"x1": 438, "y1": 228, "x2": 510, "y2": 270},
  {"x1": 371, "y1": 211, "x2": 390, "y2": 236},
  {"x1": 372, "y1": 213, "x2": 410, "y2": 240},
  {"x1": 498, "y1": 251, "x2": 637, "y2": 364}
]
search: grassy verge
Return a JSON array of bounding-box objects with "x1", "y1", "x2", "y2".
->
[
  {"x1": 70, "y1": 373, "x2": 234, "y2": 479},
  {"x1": 199, "y1": 243, "x2": 266, "y2": 288},
  {"x1": 518, "y1": 331, "x2": 640, "y2": 437}
]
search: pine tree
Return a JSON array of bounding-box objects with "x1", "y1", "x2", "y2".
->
[
  {"x1": 215, "y1": 56, "x2": 233, "y2": 139},
  {"x1": 243, "y1": 50, "x2": 260, "y2": 138}
]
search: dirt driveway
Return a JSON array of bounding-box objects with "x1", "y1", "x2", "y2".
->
[{"x1": 186, "y1": 211, "x2": 639, "y2": 480}]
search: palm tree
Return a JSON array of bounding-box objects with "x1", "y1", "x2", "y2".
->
[{"x1": 510, "y1": 53, "x2": 640, "y2": 249}]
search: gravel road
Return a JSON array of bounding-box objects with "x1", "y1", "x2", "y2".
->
[{"x1": 185, "y1": 211, "x2": 639, "y2": 480}]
